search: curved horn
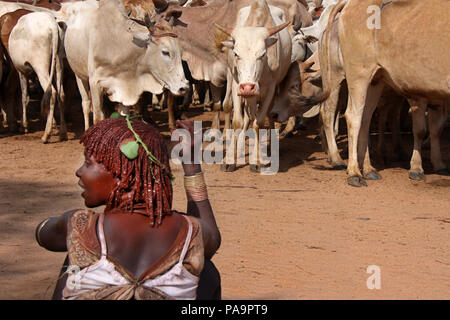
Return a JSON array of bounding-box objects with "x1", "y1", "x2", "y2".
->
[
  {"x1": 267, "y1": 21, "x2": 290, "y2": 37},
  {"x1": 214, "y1": 23, "x2": 233, "y2": 37},
  {"x1": 169, "y1": 16, "x2": 175, "y2": 26},
  {"x1": 293, "y1": 19, "x2": 302, "y2": 32},
  {"x1": 153, "y1": 0, "x2": 169, "y2": 13},
  {"x1": 176, "y1": 0, "x2": 188, "y2": 5}
]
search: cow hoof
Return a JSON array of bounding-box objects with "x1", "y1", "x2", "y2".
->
[
  {"x1": 249, "y1": 164, "x2": 261, "y2": 173},
  {"x1": 193, "y1": 99, "x2": 201, "y2": 106},
  {"x1": 347, "y1": 176, "x2": 368, "y2": 187},
  {"x1": 41, "y1": 138, "x2": 49, "y2": 144},
  {"x1": 152, "y1": 104, "x2": 162, "y2": 111},
  {"x1": 332, "y1": 163, "x2": 347, "y2": 170},
  {"x1": 204, "y1": 105, "x2": 212, "y2": 112},
  {"x1": 59, "y1": 134, "x2": 68, "y2": 142},
  {"x1": 436, "y1": 168, "x2": 450, "y2": 176},
  {"x1": 364, "y1": 171, "x2": 382, "y2": 180},
  {"x1": 220, "y1": 164, "x2": 236, "y2": 172},
  {"x1": 409, "y1": 171, "x2": 426, "y2": 181}
]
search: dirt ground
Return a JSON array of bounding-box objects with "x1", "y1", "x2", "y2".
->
[{"x1": 0, "y1": 105, "x2": 449, "y2": 300}]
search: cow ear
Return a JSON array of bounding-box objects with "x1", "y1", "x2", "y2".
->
[
  {"x1": 132, "y1": 32, "x2": 151, "y2": 48},
  {"x1": 265, "y1": 37, "x2": 278, "y2": 48},
  {"x1": 221, "y1": 40, "x2": 234, "y2": 49}
]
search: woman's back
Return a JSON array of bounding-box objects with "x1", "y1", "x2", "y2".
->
[{"x1": 102, "y1": 211, "x2": 185, "y2": 279}]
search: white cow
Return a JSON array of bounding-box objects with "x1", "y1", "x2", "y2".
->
[
  {"x1": 9, "y1": 11, "x2": 66, "y2": 143},
  {"x1": 216, "y1": 0, "x2": 292, "y2": 172},
  {"x1": 64, "y1": 0, "x2": 189, "y2": 129}
]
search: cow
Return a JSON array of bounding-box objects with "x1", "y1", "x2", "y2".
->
[
  {"x1": 63, "y1": 0, "x2": 189, "y2": 130},
  {"x1": 312, "y1": 0, "x2": 450, "y2": 186},
  {"x1": 271, "y1": 51, "x2": 322, "y2": 125},
  {"x1": 215, "y1": 0, "x2": 292, "y2": 172},
  {"x1": 8, "y1": 10, "x2": 66, "y2": 143},
  {"x1": 150, "y1": 0, "x2": 312, "y2": 131}
]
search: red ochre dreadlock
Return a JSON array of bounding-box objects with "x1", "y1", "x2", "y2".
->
[{"x1": 80, "y1": 118, "x2": 173, "y2": 226}]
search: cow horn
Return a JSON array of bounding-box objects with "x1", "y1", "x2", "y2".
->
[
  {"x1": 176, "y1": 0, "x2": 188, "y2": 5},
  {"x1": 267, "y1": 21, "x2": 290, "y2": 37},
  {"x1": 293, "y1": 19, "x2": 302, "y2": 32},
  {"x1": 214, "y1": 23, "x2": 233, "y2": 37},
  {"x1": 169, "y1": 16, "x2": 175, "y2": 26},
  {"x1": 153, "y1": 0, "x2": 169, "y2": 13}
]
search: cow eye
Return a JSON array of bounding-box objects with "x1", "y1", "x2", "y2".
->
[{"x1": 162, "y1": 50, "x2": 170, "y2": 57}]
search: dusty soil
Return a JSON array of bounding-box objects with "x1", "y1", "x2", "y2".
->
[{"x1": 0, "y1": 106, "x2": 449, "y2": 300}]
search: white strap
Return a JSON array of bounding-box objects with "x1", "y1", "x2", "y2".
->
[
  {"x1": 97, "y1": 213, "x2": 107, "y2": 256},
  {"x1": 179, "y1": 215, "x2": 193, "y2": 263}
]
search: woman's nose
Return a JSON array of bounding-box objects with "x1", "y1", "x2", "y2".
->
[{"x1": 75, "y1": 166, "x2": 82, "y2": 178}]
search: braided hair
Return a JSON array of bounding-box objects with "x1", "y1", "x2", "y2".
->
[{"x1": 80, "y1": 118, "x2": 173, "y2": 226}]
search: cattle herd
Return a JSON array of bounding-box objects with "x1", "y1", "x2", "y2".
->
[{"x1": 0, "y1": 0, "x2": 448, "y2": 187}]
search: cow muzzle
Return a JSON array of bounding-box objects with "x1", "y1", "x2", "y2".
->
[{"x1": 238, "y1": 83, "x2": 256, "y2": 97}]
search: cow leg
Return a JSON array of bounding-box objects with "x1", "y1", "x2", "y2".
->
[
  {"x1": 210, "y1": 84, "x2": 222, "y2": 131},
  {"x1": 250, "y1": 88, "x2": 276, "y2": 173},
  {"x1": 222, "y1": 74, "x2": 233, "y2": 131},
  {"x1": 222, "y1": 82, "x2": 242, "y2": 172},
  {"x1": 408, "y1": 98, "x2": 427, "y2": 181},
  {"x1": 204, "y1": 84, "x2": 212, "y2": 112},
  {"x1": 428, "y1": 105, "x2": 448, "y2": 174},
  {"x1": 192, "y1": 83, "x2": 201, "y2": 105},
  {"x1": 167, "y1": 92, "x2": 176, "y2": 130},
  {"x1": 89, "y1": 80, "x2": 104, "y2": 125},
  {"x1": 181, "y1": 83, "x2": 192, "y2": 111},
  {"x1": 344, "y1": 79, "x2": 372, "y2": 187},
  {"x1": 55, "y1": 55, "x2": 67, "y2": 141},
  {"x1": 35, "y1": 65, "x2": 58, "y2": 144},
  {"x1": 41, "y1": 85, "x2": 57, "y2": 143},
  {"x1": 321, "y1": 86, "x2": 345, "y2": 169},
  {"x1": 18, "y1": 73, "x2": 30, "y2": 134},
  {"x1": 75, "y1": 76, "x2": 91, "y2": 131},
  {"x1": 359, "y1": 83, "x2": 384, "y2": 181},
  {"x1": 280, "y1": 116, "x2": 296, "y2": 138}
]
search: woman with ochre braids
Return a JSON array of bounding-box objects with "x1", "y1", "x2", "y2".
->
[{"x1": 35, "y1": 118, "x2": 221, "y2": 300}]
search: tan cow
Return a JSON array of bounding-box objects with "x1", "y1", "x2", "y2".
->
[{"x1": 318, "y1": 0, "x2": 450, "y2": 186}]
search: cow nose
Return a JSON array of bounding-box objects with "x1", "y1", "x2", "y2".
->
[
  {"x1": 179, "y1": 87, "x2": 187, "y2": 95},
  {"x1": 239, "y1": 83, "x2": 256, "y2": 96}
]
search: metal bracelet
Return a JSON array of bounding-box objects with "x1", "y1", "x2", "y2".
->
[{"x1": 36, "y1": 218, "x2": 50, "y2": 247}]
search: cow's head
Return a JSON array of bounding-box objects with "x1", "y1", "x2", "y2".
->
[
  {"x1": 130, "y1": 12, "x2": 188, "y2": 96},
  {"x1": 271, "y1": 55, "x2": 323, "y2": 122},
  {"x1": 215, "y1": 22, "x2": 290, "y2": 98}
]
